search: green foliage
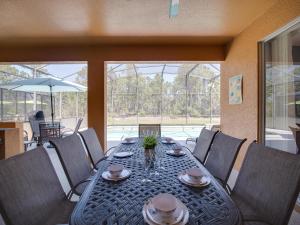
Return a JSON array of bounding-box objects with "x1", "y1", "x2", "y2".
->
[
  {"x1": 0, "y1": 64, "x2": 88, "y2": 121},
  {"x1": 55, "y1": 65, "x2": 88, "y2": 118},
  {"x1": 143, "y1": 136, "x2": 157, "y2": 149},
  {"x1": 107, "y1": 64, "x2": 220, "y2": 125}
]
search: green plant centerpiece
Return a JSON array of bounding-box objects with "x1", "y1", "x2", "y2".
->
[
  {"x1": 143, "y1": 136, "x2": 157, "y2": 160},
  {"x1": 143, "y1": 135, "x2": 157, "y2": 150}
]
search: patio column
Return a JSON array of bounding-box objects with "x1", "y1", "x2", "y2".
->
[{"x1": 88, "y1": 59, "x2": 106, "y2": 149}]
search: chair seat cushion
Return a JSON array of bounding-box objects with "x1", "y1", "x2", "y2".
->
[{"x1": 44, "y1": 200, "x2": 76, "y2": 225}]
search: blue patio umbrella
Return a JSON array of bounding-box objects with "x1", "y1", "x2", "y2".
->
[{"x1": 0, "y1": 77, "x2": 87, "y2": 123}]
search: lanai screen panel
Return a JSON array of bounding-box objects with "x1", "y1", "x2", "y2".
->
[{"x1": 107, "y1": 63, "x2": 220, "y2": 126}]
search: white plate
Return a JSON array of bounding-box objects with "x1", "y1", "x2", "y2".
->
[
  {"x1": 113, "y1": 151, "x2": 134, "y2": 158},
  {"x1": 102, "y1": 169, "x2": 131, "y2": 181},
  {"x1": 161, "y1": 140, "x2": 175, "y2": 144},
  {"x1": 166, "y1": 150, "x2": 185, "y2": 156},
  {"x1": 178, "y1": 172, "x2": 211, "y2": 188},
  {"x1": 122, "y1": 140, "x2": 137, "y2": 144},
  {"x1": 142, "y1": 199, "x2": 189, "y2": 225},
  {"x1": 146, "y1": 201, "x2": 184, "y2": 225}
]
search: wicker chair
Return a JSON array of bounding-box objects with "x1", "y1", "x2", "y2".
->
[
  {"x1": 205, "y1": 132, "x2": 246, "y2": 190},
  {"x1": 0, "y1": 147, "x2": 75, "y2": 225},
  {"x1": 79, "y1": 128, "x2": 112, "y2": 169},
  {"x1": 232, "y1": 142, "x2": 300, "y2": 225},
  {"x1": 192, "y1": 128, "x2": 218, "y2": 164},
  {"x1": 50, "y1": 134, "x2": 94, "y2": 197},
  {"x1": 139, "y1": 124, "x2": 161, "y2": 138}
]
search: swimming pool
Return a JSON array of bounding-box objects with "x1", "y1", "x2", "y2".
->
[{"x1": 107, "y1": 125, "x2": 205, "y2": 141}]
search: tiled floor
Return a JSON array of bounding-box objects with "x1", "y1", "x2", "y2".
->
[{"x1": 22, "y1": 141, "x2": 300, "y2": 225}]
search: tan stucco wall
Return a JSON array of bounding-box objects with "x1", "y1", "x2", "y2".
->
[{"x1": 221, "y1": 0, "x2": 300, "y2": 169}]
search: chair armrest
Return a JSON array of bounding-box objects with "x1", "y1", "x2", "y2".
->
[
  {"x1": 186, "y1": 137, "x2": 197, "y2": 144},
  {"x1": 105, "y1": 146, "x2": 117, "y2": 156},
  {"x1": 214, "y1": 177, "x2": 232, "y2": 195},
  {"x1": 181, "y1": 145, "x2": 192, "y2": 153},
  {"x1": 93, "y1": 156, "x2": 109, "y2": 170},
  {"x1": 61, "y1": 128, "x2": 75, "y2": 137},
  {"x1": 23, "y1": 130, "x2": 29, "y2": 141},
  {"x1": 23, "y1": 130, "x2": 28, "y2": 136},
  {"x1": 225, "y1": 183, "x2": 232, "y2": 195},
  {"x1": 67, "y1": 178, "x2": 92, "y2": 199}
]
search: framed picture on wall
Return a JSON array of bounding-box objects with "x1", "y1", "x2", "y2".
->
[{"x1": 229, "y1": 75, "x2": 243, "y2": 104}]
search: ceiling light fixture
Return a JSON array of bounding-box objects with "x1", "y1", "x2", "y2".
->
[{"x1": 169, "y1": 0, "x2": 179, "y2": 18}]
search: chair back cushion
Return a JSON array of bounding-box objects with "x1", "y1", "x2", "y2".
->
[
  {"x1": 79, "y1": 128, "x2": 105, "y2": 167},
  {"x1": 139, "y1": 124, "x2": 161, "y2": 137},
  {"x1": 50, "y1": 134, "x2": 91, "y2": 189},
  {"x1": 233, "y1": 142, "x2": 300, "y2": 225},
  {"x1": 28, "y1": 116, "x2": 41, "y2": 137},
  {"x1": 0, "y1": 147, "x2": 66, "y2": 225},
  {"x1": 193, "y1": 128, "x2": 218, "y2": 163},
  {"x1": 205, "y1": 132, "x2": 246, "y2": 183}
]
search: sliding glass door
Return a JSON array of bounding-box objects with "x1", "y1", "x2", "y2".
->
[{"x1": 261, "y1": 22, "x2": 300, "y2": 154}]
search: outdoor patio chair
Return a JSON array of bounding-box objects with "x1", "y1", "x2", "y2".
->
[
  {"x1": 23, "y1": 130, "x2": 34, "y2": 151},
  {"x1": 186, "y1": 125, "x2": 220, "y2": 144},
  {"x1": 0, "y1": 147, "x2": 75, "y2": 225},
  {"x1": 204, "y1": 132, "x2": 246, "y2": 190},
  {"x1": 50, "y1": 134, "x2": 95, "y2": 197},
  {"x1": 79, "y1": 128, "x2": 114, "y2": 169},
  {"x1": 231, "y1": 142, "x2": 300, "y2": 225},
  {"x1": 139, "y1": 124, "x2": 161, "y2": 138},
  {"x1": 192, "y1": 128, "x2": 218, "y2": 164},
  {"x1": 289, "y1": 126, "x2": 300, "y2": 154},
  {"x1": 28, "y1": 110, "x2": 45, "y2": 142},
  {"x1": 210, "y1": 124, "x2": 221, "y2": 132},
  {"x1": 185, "y1": 127, "x2": 206, "y2": 144},
  {"x1": 61, "y1": 117, "x2": 83, "y2": 137}
]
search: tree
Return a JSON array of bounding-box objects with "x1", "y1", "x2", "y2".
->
[{"x1": 107, "y1": 63, "x2": 221, "y2": 125}]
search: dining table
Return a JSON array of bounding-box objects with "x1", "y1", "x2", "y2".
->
[{"x1": 70, "y1": 138, "x2": 242, "y2": 225}]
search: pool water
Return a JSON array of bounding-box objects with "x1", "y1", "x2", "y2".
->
[{"x1": 107, "y1": 125, "x2": 205, "y2": 141}]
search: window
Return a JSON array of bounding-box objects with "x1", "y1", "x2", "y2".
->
[{"x1": 106, "y1": 62, "x2": 220, "y2": 143}]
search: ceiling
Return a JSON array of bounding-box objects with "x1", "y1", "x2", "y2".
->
[{"x1": 0, "y1": 0, "x2": 277, "y2": 46}]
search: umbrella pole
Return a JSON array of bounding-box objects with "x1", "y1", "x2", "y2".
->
[{"x1": 50, "y1": 85, "x2": 54, "y2": 124}]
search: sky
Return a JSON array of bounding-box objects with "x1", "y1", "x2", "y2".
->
[
  {"x1": 107, "y1": 63, "x2": 220, "y2": 82},
  {"x1": 12, "y1": 63, "x2": 87, "y2": 83},
  {"x1": 6, "y1": 62, "x2": 220, "y2": 84}
]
